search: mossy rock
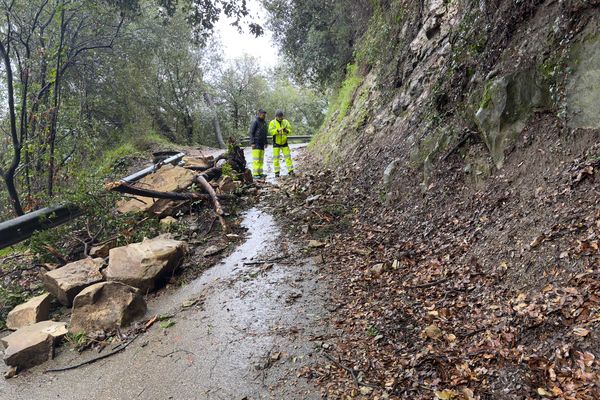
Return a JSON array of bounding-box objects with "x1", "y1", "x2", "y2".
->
[
  {"x1": 474, "y1": 68, "x2": 552, "y2": 168},
  {"x1": 566, "y1": 26, "x2": 600, "y2": 129}
]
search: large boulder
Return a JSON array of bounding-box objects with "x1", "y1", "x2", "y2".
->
[
  {"x1": 182, "y1": 155, "x2": 212, "y2": 170},
  {"x1": 41, "y1": 258, "x2": 105, "y2": 306},
  {"x1": 116, "y1": 165, "x2": 196, "y2": 213},
  {"x1": 1, "y1": 321, "x2": 67, "y2": 369},
  {"x1": 69, "y1": 282, "x2": 147, "y2": 334},
  {"x1": 105, "y1": 236, "x2": 186, "y2": 292},
  {"x1": 6, "y1": 293, "x2": 53, "y2": 330}
]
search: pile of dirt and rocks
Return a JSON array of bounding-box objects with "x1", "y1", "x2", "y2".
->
[
  {"x1": 267, "y1": 130, "x2": 600, "y2": 399},
  {"x1": 0, "y1": 150, "x2": 258, "y2": 376}
]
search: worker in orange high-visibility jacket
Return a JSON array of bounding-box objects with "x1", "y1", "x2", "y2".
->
[
  {"x1": 248, "y1": 108, "x2": 268, "y2": 178},
  {"x1": 268, "y1": 110, "x2": 294, "y2": 177}
]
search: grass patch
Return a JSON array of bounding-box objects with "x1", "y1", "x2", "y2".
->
[
  {"x1": 479, "y1": 81, "x2": 494, "y2": 110},
  {"x1": 327, "y1": 64, "x2": 363, "y2": 122}
]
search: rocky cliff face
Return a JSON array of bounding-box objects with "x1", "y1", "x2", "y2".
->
[
  {"x1": 308, "y1": 4, "x2": 600, "y2": 396},
  {"x1": 315, "y1": 0, "x2": 600, "y2": 188}
]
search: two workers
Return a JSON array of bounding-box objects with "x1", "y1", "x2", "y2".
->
[{"x1": 248, "y1": 109, "x2": 294, "y2": 179}]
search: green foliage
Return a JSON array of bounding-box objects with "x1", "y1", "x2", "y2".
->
[
  {"x1": 97, "y1": 143, "x2": 141, "y2": 177},
  {"x1": 449, "y1": 10, "x2": 488, "y2": 70},
  {"x1": 479, "y1": 82, "x2": 493, "y2": 110},
  {"x1": 66, "y1": 331, "x2": 88, "y2": 348},
  {"x1": 159, "y1": 320, "x2": 176, "y2": 329},
  {"x1": 263, "y1": 0, "x2": 372, "y2": 87},
  {"x1": 366, "y1": 325, "x2": 380, "y2": 337},
  {"x1": 0, "y1": 287, "x2": 29, "y2": 329},
  {"x1": 221, "y1": 162, "x2": 234, "y2": 178},
  {"x1": 328, "y1": 64, "x2": 363, "y2": 122},
  {"x1": 355, "y1": 2, "x2": 406, "y2": 67},
  {"x1": 28, "y1": 224, "x2": 72, "y2": 263},
  {"x1": 213, "y1": 56, "x2": 327, "y2": 138}
]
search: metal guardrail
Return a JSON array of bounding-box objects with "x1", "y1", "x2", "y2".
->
[
  {"x1": 0, "y1": 205, "x2": 83, "y2": 249},
  {"x1": 239, "y1": 135, "x2": 313, "y2": 145},
  {"x1": 0, "y1": 152, "x2": 185, "y2": 250}
]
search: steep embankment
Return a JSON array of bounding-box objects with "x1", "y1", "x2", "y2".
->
[{"x1": 302, "y1": 0, "x2": 600, "y2": 398}]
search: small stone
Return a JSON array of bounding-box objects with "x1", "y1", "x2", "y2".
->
[
  {"x1": 312, "y1": 254, "x2": 324, "y2": 265},
  {"x1": 4, "y1": 366, "x2": 17, "y2": 379},
  {"x1": 6, "y1": 293, "x2": 53, "y2": 330},
  {"x1": 217, "y1": 176, "x2": 241, "y2": 195},
  {"x1": 370, "y1": 263, "x2": 385, "y2": 278},
  {"x1": 305, "y1": 194, "x2": 321, "y2": 204},
  {"x1": 423, "y1": 324, "x2": 443, "y2": 340},
  {"x1": 360, "y1": 386, "x2": 374, "y2": 395},
  {"x1": 308, "y1": 240, "x2": 325, "y2": 249},
  {"x1": 352, "y1": 247, "x2": 372, "y2": 256},
  {"x1": 160, "y1": 216, "x2": 178, "y2": 229},
  {"x1": 383, "y1": 159, "x2": 401, "y2": 188},
  {"x1": 203, "y1": 244, "x2": 227, "y2": 257}
]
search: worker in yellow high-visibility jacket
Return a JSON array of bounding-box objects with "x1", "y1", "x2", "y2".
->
[{"x1": 268, "y1": 110, "x2": 294, "y2": 177}]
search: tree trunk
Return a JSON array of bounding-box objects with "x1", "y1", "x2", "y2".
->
[
  {"x1": 0, "y1": 40, "x2": 24, "y2": 216},
  {"x1": 47, "y1": 5, "x2": 66, "y2": 197},
  {"x1": 203, "y1": 92, "x2": 225, "y2": 149},
  {"x1": 233, "y1": 103, "x2": 239, "y2": 130},
  {"x1": 183, "y1": 112, "x2": 194, "y2": 146}
]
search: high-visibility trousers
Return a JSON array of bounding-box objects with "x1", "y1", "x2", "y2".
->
[
  {"x1": 273, "y1": 145, "x2": 293, "y2": 174},
  {"x1": 252, "y1": 148, "x2": 265, "y2": 177}
]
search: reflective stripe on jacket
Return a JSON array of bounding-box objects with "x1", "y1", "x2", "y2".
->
[{"x1": 268, "y1": 119, "x2": 292, "y2": 146}]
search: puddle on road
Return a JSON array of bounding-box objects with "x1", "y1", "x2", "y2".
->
[{"x1": 153, "y1": 207, "x2": 277, "y2": 315}]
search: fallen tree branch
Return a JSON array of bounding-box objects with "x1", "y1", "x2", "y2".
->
[
  {"x1": 405, "y1": 277, "x2": 449, "y2": 289},
  {"x1": 184, "y1": 165, "x2": 211, "y2": 172},
  {"x1": 106, "y1": 181, "x2": 208, "y2": 202},
  {"x1": 194, "y1": 175, "x2": 227, "y2": 233},
  {"x1": 45, "y1": 333, "x2": 141, "y2": 373},
  {"x1": 144, "y1": 314, "x2": 158, "y2": 331},
  {"x1": 442, "y1": 130, "x2": 476, "y2": 161},
  {"x1": 322, "y1": 351, "x2": 360, "y2": 388}
]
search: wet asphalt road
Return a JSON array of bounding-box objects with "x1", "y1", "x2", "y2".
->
[{"x1": 0, "y1": 203, "x2": 328, "y2": 399}]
